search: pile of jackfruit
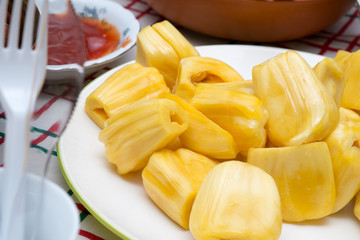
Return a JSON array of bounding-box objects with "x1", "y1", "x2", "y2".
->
[{"x1": 84, "y1": 20, "x2": 360, "y2": 240}]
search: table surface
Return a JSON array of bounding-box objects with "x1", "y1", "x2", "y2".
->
[{"x1": 1, "y1": 0, "x2": 360, "y2": 239}]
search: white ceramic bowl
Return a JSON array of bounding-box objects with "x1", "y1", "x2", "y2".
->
[
  {"x1": 46, "y1": 0, "x2": 140, "y2": 77},
  {"x1": 0, "y1": 168, "x2": 79, "y2": 240}
]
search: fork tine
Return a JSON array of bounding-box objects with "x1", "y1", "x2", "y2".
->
[
  {"x1": 0, "y1": 0, "x2": 9, "y2": 47},
  {"x1": 32, "y1": 0, "x2": 48, "y2": 96},
  {"x1": 22, "y1": 0, "x2": 36, "y2": 49},
  {"x1": 8, "y1": 0, "x2": 23, "y2": 49},
  {"x1": 34, "y1": 0, "x2": 48, "y2": 51}
]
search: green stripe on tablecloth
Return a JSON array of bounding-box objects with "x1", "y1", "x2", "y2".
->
[
  {"x1": 31, "y1": 126, "x2": 58, "y2": 137},
  {"x1": 346, "y1": 13, "x2": 358, "y2": 18},
  {"x1": 30, "y1": 144, "x2": 57, "y2": 156},
  {"x1": 80, "y1": 208, "x2": 90, "y2": 222},
  {"x1": 68, "y1": 189, "x2": 73, "y2": 196}
]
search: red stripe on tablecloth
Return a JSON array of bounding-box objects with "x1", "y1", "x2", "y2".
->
[
  {"x1": 76, "y1": 203, "x2": 87, "y2": 212},
  {"x1": 294, "y1": 39, "x2": 342, "y2": 53},
  {"x1": 312, "y1": 32, "x2": 360, "y2": 50},
  {"x1": 31, "y1": 122, "x2": 60, "y2": 145},
  {"x1": 318, "y1": 8, "x2": 358, "y2": 55},
  {"x1": 33, "y1": 87, "x2": 74, "y2": 119},
  {"x1": 41, "y1": 85, "x2": 76, "y2": 102},
  {"x1": 135, "y1": 5, "x2": 152, "y2": 19},
  {"x1": 346, "y1": 35, "x2": 360, "y2": 51},
  {"x1": 78, "y1": 230, "x2": 105, "y2": 240},
  {"x1": 124, "y1": 0, "x2": 161, "y2": 20},
  {"x1": 271, "y1": 8, "x2": 360, "y2": 55},
  {"x1": 123, "y1": 0, "x2": 138, "y2": 9}
]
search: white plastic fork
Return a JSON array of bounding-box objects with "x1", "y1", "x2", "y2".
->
[{"x1": 0, "y1": 0, "x2": 48, "y2": 239}]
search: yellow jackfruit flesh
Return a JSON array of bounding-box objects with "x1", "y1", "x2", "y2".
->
[
  {"x1": 136, "y1": 20, "x2": 199, "y2": 90},
  {"x1": 98, "y1": 99, "x2": 188, "y2": 174},
  {"x1": 248, "y1": 142, "x2": 336, "y2": 222},
  {"x1": 334, "y1": 50, "x2": 352, "y2": 71},
  {"x1": 313, "y1": 57, "x2": 344, "y2": 108},
  {"x1": 325, "y1": 107, "x2": 360, "y2": 213},
  {"x1": 194, "y1": 80, "x2": 255, "y2": 95},
  {"x1": 189, "y1": 161, "x2": 282, "y2": 240},
  {"x1": 84, "y1": 63, "x2": 170, "y2": 128},
  {"x1": 341, "y1": 49, "x2": 360, "y2": 110},
  {"x1": 252, "y1": 50, "x2": 339, "y2": 146},
  {"x1": 228, "y1": 80, "x2": 255, "y2": 95},
  {"x1": 165, "y1": 93, "x2": 238, "y2": 159},
  {"x1": 190, "y1": 82, "x2": 268, "y2": 156},
  {"x1": 136, "y1": 25, "x2": 179, "y2": 89},
  {"x1": 174, "y1": 56, "x2": 244, "y2": 102},
  {"x1": 142, "y1": 148, "x2": 218, "y2": 229},
  {"x1": 152, "y1": 20, "x2": 200, "y2": 59}
]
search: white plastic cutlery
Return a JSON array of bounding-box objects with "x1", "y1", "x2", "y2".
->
[{"x1": 0, "y1": 0, "x2": 48, "y2": 239}]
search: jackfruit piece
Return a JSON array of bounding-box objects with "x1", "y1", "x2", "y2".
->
[
  {"x1": 334, "y1": 50, "x2": 352, "y2": 71},
  {"x1": 313, "y1": 57, "x2": 344, "y2": 108},
  {"x1": 136, "y1": 25, "x2": 179, "y2": 89},
  {"x1": 98, "y1": 98, "x2": 188, "y2": 174},
  {"x1": 252, "y1": 50, "x2": 339, "y2": 146},
  {"x1": 325, "y1": 107, "x2": 360, "y2": 213},
  {"x1": 174, "y1": 56, "x2": 244, "y2": 102},
  {"x1": 152, "y1": 20, "x2": 200, "y2": 59},
  {"x1": 190, "y1": 82, "x2": 268, "y2": 156},
  {"x1": 189, "y1": 161, "x2": 282, "y2": 240},
  {"x1": 136, "y1": 20, "x2": 199, "y2": 90},
  {"x1": 142, "y1": 148, "x2": 218, "y2": 229},
  {"x1": 84, "y1": 62, "x2": 170, "y2": 128},
  {"x1": 341, "y1": 49, "x2": 360, "y2": 110},
  {"x1": 248, "y1": 142, "x2": 336, "y2": 222},
  {"x1": 165, "y1": 93, "x2": 238, "y2": 159}
]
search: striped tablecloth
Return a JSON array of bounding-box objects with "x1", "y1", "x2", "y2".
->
[{"x1": 1, "y1": 1, "x2": 360, "y2": 239}]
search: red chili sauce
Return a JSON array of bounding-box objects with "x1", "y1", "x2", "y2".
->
[
  {"x1": 80, "y1": 17, "x2": 120, "y2": 61},
  {"x1": 47, "y1": 4, "x2": 120, "y2": 65}
]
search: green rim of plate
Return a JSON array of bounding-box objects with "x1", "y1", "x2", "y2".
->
[
  {"x1": 56, "y1": 63, "x2": 134, "y2": 239},
  {"x1": 57, "y1": 141, "x2": 131, "y2": 240}
]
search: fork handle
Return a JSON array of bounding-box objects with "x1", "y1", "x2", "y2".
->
[{"x1": 1, "y1": 109, "x2": 32, "y2": 240}]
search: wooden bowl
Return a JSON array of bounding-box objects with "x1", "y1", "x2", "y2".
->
[{"x1": 144, "y1": 0, "x2": 354, "y2": 42}]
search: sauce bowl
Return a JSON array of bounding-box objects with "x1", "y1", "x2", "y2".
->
[{"x1": 45, "y1": 0, "x2": 140, "y2": 78}]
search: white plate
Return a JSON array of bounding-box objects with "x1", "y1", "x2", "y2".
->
[{"x1": 57, "y1": 45, "x2": 360, "y2": 240}]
